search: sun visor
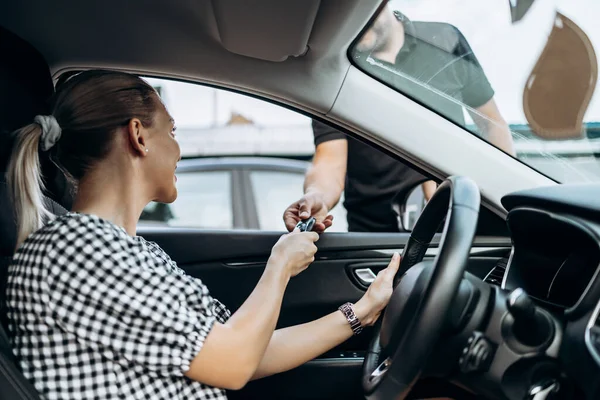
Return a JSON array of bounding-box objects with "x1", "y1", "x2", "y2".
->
[{"x1": 211, "y1": 0, "x2": 321, "y2": 62}]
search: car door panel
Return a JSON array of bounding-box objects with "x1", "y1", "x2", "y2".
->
[
  {"x1": 142, "y1": 229, "x2": 509, "y2": 263},
  {"x1": 230, "y1": 358, "x2": 364, "y2": 400},
  {"x1": 138, "y1": 228, "x2": 510, "y2": 399}
]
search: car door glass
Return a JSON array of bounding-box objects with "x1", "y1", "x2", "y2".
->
[
  {"x1": 249, "y1": 170, "x2": 348, "y2": 232},
  {"x1": 140, "y1": 171, "x2": 233, "y2": 229}
]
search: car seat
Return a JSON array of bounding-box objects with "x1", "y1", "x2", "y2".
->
[{"x1": 0, "y1": 25, "x2": 69, "y2": 400}]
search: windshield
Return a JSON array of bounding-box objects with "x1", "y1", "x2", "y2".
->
[{"x1": 350, "y1": 0, "x2": 600, "y2": 183}]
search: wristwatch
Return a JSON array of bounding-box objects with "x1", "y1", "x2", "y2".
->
[{"x1": 338, "y1": 302, "x2": 363, "y2": 335}]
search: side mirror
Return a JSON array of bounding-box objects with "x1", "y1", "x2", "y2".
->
[{"x1": 395, "y1": 184, "x2": 427, "y2": 232}]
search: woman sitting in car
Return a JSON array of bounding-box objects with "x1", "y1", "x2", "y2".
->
[{"x1": 5, "y1": 70, "x2": 399, "y2": 399}]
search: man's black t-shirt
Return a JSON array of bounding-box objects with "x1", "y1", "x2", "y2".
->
[{"x1": 314, "y1": 17, "x2": 494, "y2": 232}]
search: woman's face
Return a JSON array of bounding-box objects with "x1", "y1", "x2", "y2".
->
[{"x1": 145, "y1": 102, "x2": 181, "y2": 204}]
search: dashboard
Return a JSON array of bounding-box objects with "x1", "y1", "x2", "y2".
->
[
  {"x1": 502, "y1": 207, "x2": 600, "y2": 312},
  {"x1": 500, "y1": 184, "x2": 600, "y2": 399}
]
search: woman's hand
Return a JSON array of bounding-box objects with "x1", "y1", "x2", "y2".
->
[
  {"x1": 354, "y1": 253, "x2": 401, "y2": 326},
  {"x1": 270, "y1": 229, "x2": 320, "y2": 278}
]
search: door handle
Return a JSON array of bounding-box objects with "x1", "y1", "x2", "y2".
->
[
  {"x1": 347, "y1": 262, "x2": 389, "y2": 289},
  {"x1": 354, "y1": 268, "x2": 377, "y2": 285}
]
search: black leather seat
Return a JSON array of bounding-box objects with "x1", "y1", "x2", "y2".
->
[{"x1": 0, "y1": 26, "x2": 69, "y2": 400}]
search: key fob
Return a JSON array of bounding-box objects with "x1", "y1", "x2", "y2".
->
[{"x1": 296, "y1": 217, "x2": 316, "y2": 232}]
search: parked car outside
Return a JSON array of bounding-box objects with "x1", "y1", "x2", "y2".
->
[{"x1": 139, "y1": 157, "x2": 350, "y2": 232}]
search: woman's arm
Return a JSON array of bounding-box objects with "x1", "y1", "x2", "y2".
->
[
  {"x1": 250, "y1": 304, "x2": 362, "y2": 380},
  {"x1": 184, "y1": 231, "x2": 319, "y2": 390},
  {"x1": 252, "y1": 253, "x2": 400, "y2": 379}
]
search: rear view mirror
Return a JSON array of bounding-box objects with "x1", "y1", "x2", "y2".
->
[{"x1": 508, "y1": 0, "x2": 537, "y2": 23}]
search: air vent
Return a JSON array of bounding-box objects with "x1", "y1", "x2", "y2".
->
[{"x1": 484, "y1": 258, "x2": 508, "y2": 286}]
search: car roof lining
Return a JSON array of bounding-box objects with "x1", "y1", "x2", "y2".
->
[{"x1": 0, "y1": 0, "x2": 379, "y2": 115}]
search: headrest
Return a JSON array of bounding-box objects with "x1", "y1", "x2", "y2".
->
[
  {"x1": 0, "y1": 26, "x2": 54, "y2": 137},
  {"x1": 0, "y1": 27, "x2": 68, "y2": 257}
]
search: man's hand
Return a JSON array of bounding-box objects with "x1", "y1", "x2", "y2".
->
[
  {"x1": 283, "y1": 192, "x2": 334, "y2": 233},
  {"x1": 422, "y1": 180, "x2": 437, "y2": 202}
]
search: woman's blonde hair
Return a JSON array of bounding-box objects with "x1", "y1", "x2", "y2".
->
[{"x1": 6, "y1": 70, "x2": 159, "y2": 247}]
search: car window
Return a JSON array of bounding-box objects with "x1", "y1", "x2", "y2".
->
[
  {"x1": 141, "y1": 171, "x2": 233, "y2": 229},
  {"x1": 136, "y1": 76, "x2": 430, "y2": 233},
  {"x1": 249, "y1": 170, "x2": 348, "y2": 232},
  {"x1": 351, "y1": 0, "x2": 600, "y2": 184}
]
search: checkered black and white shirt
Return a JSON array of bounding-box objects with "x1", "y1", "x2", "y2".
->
[{"x1": 7, "y1": 212, "x2": 231, "y2": 400}]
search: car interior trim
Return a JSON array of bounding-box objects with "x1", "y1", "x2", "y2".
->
[
  {"x1": 501, "y1": 246, "x2": 516, "y2": 290},
  {"x1": 224, "y1": 246, "x2": 510, "y2": 267},
  {"x1": 585, "y1": 297, "x2": 600, "y2": 366}
]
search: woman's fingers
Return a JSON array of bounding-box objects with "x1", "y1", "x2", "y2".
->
[{"x1": 382, "y1": 253, "x2": 401, "y2": 282}]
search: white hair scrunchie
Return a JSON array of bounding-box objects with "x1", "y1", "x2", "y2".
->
[{"x1": 34, "y1": 115, "x2": 62, "y2": 151}]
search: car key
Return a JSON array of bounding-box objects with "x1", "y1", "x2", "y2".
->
[{"x1": 295, "y1": 217, "x2": 316, "y2": 232}]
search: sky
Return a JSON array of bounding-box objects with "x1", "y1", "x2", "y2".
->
[
  {"x1": 147, "y1": 0, "x2": 600, "y2": 128},
  {"x1": 147, "y1": 77, "x2": 310, "y2": 128}
]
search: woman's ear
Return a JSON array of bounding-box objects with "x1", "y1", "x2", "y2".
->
[{"x1": 126, "y1": 118, "x2": 149, "y2": 157}]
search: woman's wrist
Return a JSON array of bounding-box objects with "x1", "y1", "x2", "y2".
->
[
  {"x1": 265, "y1": 255, "x2": 291, "y2": 285},
  {"x1": 353, "y1": 298, "x2": 378, "y2": 328}
]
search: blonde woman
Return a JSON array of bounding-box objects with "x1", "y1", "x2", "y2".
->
[{"x1": 5, "y1": 70, "x2": 399, "y2": 400}]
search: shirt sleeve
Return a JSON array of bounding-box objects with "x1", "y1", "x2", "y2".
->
[
  {"x1": 42, "y1": 236, "x2": 220, "y2": 377},
  {"x1": 453, "y1": 27, "x2": 495, "y2": 109},
  {"x1": 212, "y1": 299, "x2": 232, "y2": 323},
  {"x1": 312, "y1": 119, "x2": 346, "y2": 147},
  {"x1": 141, "y1": 239, "x2": 231, "y2": 324}
]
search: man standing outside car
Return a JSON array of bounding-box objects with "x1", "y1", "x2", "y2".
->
[{"x1": 283, "y1": 6, "x2": 515, "y2": 233}]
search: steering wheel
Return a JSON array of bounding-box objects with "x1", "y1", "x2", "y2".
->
[{"x1": 362, "y1": 176, "x2": 480, "y2": 400}]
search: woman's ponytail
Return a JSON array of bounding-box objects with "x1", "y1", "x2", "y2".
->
[
  {"x1": 6, "y1": 122, "x2": 53, "y2": 247},
  {"x1": 6, "y1": 70, "x2": 160, "y2": 247}
]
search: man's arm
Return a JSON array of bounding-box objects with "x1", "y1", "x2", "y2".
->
[
  {"x1": 450, "y1": 26, "x2": 515, "y2": 157},
  {"x1": 304, "y1": 139, "x2": 348, "y2": 210},
  {"x1": 283, "y1": 138, "x2": 347, "y2": 232},
  {"x1": 422, "y1": 180, "x2": 437, "y2": 202},
  {"x1": 469, "y1": 99, "x2": 516, "y2": 156}
]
